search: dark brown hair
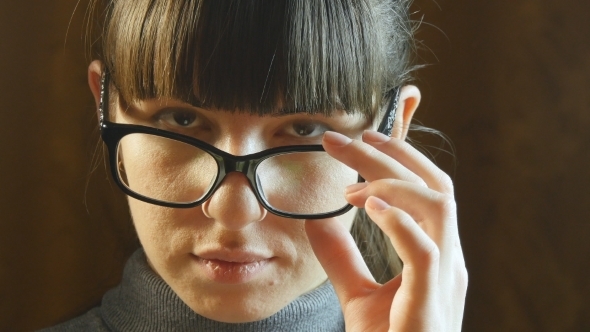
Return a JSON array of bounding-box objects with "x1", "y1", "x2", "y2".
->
[{"x1": 90, "y1": 0, "x2": 417, "y2": 281}]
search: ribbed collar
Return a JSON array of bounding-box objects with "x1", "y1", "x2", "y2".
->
[{"x1": 100, "y1": 249, "x2": 344, "y2": 331}]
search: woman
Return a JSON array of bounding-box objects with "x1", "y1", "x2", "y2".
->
[{"x1": 44, "y1": 0, "x2": 466, "y2": 330}]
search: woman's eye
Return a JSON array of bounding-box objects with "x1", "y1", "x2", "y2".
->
[
  {"x1": 288, "y1": 122, "x2": 329, "y2": 137},
  {"x1": 159, "y1": 110, "x2": 199, "y2": 128}
]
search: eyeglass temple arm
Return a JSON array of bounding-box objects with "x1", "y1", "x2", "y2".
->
[
  {"x1": 99, "y1": 71, "x2": 111, "y2": 128},
  {"x1": 376, "y1": 86, "x2": 401, "y2": 137},
  {"x1": 357, "y1": 87, "x2": 401, "y2": 183}
]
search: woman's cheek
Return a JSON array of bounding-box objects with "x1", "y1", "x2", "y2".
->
[{"x1": 127, "y1": 199, "x2": 198, "y2": 271}]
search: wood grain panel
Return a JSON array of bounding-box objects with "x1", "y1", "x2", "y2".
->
[
  {"x1": 0, "y1": 1, "x2": 137, "y2": 330},
  {"x1": 414, "y1": 0, "x2": 590, "y2": 330}
]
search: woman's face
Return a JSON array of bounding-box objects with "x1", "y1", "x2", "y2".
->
[{"x1": 113, "y1": 96, "x2": 372, "y2": 323}]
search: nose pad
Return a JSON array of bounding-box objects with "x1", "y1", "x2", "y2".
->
[{"x1": 201, "y1": 172, "x2": 267, "y2": 230}]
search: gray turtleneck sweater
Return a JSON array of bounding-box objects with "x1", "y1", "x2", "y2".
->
[{"x1": 41, "y1": 249, "x2": 344, "y2": 331}]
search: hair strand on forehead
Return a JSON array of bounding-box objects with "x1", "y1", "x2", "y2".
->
[{"x1": 99, "y1": 0, "x2": 415, "y2": 119}]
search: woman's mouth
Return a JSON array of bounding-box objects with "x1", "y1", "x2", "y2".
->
[{"x1": 192, "y1": 252, "x2": 273, "y2": 284}]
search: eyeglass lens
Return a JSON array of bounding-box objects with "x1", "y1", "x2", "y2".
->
[
  {"x1": 115, "y1": 133, "x2": 358, "y2": 215},
  {"x1": 256, "y1": 152, "x2": 357, "y2": 214},
  {"x1": 117, "y1": 133, "x2": 219, "y2": 204}
]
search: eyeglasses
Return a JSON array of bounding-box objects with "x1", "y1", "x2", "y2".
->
[{"x1": 99, "y1": 72, "x2": 400, "y2": 219}]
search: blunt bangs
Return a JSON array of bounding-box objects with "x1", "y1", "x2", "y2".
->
[{"x1": 102, "y1": 0, "x2": 413, "y2": 116}]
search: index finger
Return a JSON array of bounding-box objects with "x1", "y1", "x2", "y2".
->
[
  {"x1": 322, "y1": 131, "x2": 453, "y2": 194},
  {"x1": 322, "y1": 131, "x2": 428, "y2": 187},
  {"x1": 362, "y1": 130, "x2": 454, "y2": 194}
]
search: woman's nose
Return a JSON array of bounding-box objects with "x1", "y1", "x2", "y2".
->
[{"x1": 201, "y1": 172, "x2": 267, "y2": 230}]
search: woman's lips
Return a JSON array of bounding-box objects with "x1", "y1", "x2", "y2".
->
[{"x1": 192, "y1": 252, "x2": 273, "y2": 284}]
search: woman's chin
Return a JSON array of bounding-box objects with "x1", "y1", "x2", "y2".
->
[{"x1": 162, "y1": 260, "x2": 290, "y2": 323}]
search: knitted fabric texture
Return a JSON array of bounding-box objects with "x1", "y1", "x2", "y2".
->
[{"x1": 41, "y1": 249, "x2": 344, "y2": 332}]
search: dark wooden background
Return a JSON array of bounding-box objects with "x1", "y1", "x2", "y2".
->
[{"x1": 1, "y1": 1, "x2": 589, "y2": 331}]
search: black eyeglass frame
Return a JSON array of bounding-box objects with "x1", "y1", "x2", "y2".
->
[{"x1": 99, "y1": 72, "x2": 400, "y2": 219}]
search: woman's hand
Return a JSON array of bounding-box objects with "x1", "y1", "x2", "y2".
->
[{"x1": 305, "y1": 130, "x2": 467, "y2": 331}]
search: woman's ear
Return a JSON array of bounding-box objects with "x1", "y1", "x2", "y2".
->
[
  {"x1": 88, "y1": 60, "x2": 103, "y2": 118},
  {"x1": 391, "y1": 85, "x2": 421, "y2": 140}
]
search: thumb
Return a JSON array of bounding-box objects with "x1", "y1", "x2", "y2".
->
[{"x1": 305, "y1": 218, "x2": 377, "y2": 304}]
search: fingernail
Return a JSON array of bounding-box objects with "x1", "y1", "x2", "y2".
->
[
  {"x1": 323, "y1": 131, "x2": 352, "y2": 147},
  {"x1": 345, "y1": 182, "x2": 368, "y2": 195},
  {"x1": 362, "y1": 130, "x2": 390, "y2": 144},
  {"x1": 366, "y1": 196, "x2": 390, "y2": 211}
]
